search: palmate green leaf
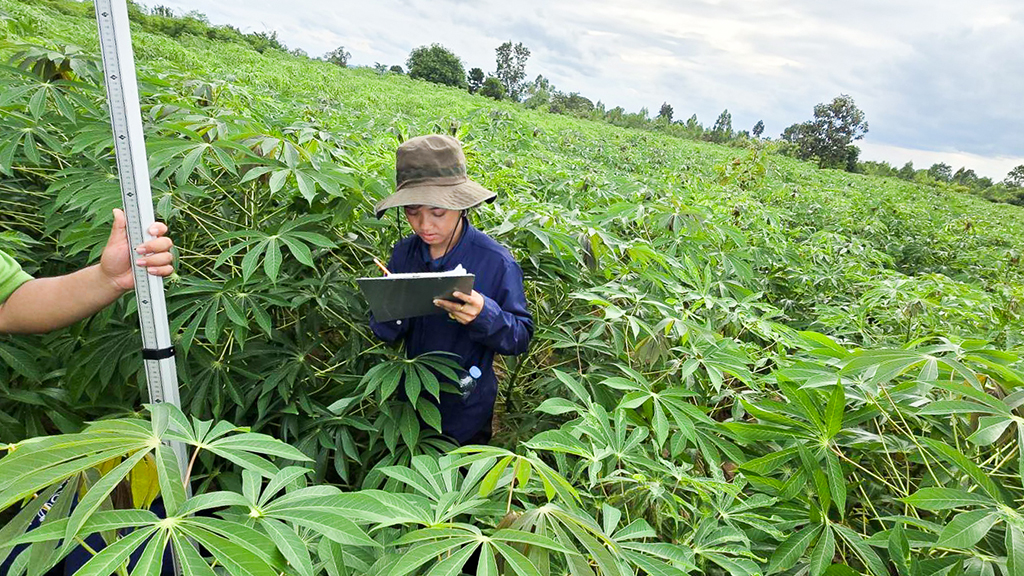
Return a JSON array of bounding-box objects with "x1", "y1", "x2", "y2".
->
[
  {"x1": 419, "y1": 401, "x2": 443, "y2": 432},
  {"x1": 722, "y1": 422, "x2": 812, "y2": 442},
  {"x1": 967, "y1": 416, "x2": 1013, "y2": 446},
  {"x1": 0, "y1": 483, "x2": 61, "y2": 564},
  {"x1": 155, "y1": 443, "x2": 186, "y2": 516},
  {"x1": 207, "y1": 432, "x2": 312, "y2": 461},
  {"x1": 479, "y1": 455, "x2": 513, "y2": 497},
  {"x1": 493, "y1": 541, "x2": 544, "y2": 576},
  {"x1": 269, "y1": 168, "x2": 290, "y2": 193},
  {"x1": 810, "y1": 526, "x2": 835, "y2": 576},
  {"x1": 905, "y1": 483, "x2": 991, "y2": 506},
  {"x1": 918, "y1": 400, "x2": 1003, "y2": 416},
  {"x1": 171, "y1": 532, "x2": 219, "y2": 576},
  {"x1": 261, "y1": 518, "x2": 314, "y2": 576},
  {"x1": 492, "y1": 529, "x2": 579, "y2": 555},
  {"x1": 552, "y1": 369, "x2": 593, "y2": 406},
  {"x1": 525, "y1": 430, "x2": 590, "y2": 458},
  {"x1": 1006, "y1": 525, "x2": 1024, "y2": 576},
  {"x1": 919, "y1": 438, "x2": 1007, "y2": 504},
  {"x1": 264, "y1": 237, "x2": 282, "y2": 281},
  {"x1": 537, "y1": 397, "x2": 583, "y2": 415},
  {"x1": 280, "y1": 235, "x2": 315, "y2": 267},
  {"x1": 257, "y1": 466, "x2": 312, "y2": 507},
  {"x1": 184, "y1": 517, "x2": 288, "y2": 571},
  {"x1": 935, "y1": 510, "x2": 999, "y2": 549},
  {"x1": 556, "y1": 512, "x2": 628, "y2": 576},
  {"x1": 60, "y1": 449, "x2": 149, "y2": 554},
  {"x1": 825, "y1": 383, "x2": 844, "y2": 439},
  {"x1": 768, "y1": 523, "x2": 819, "y2": 574},
  {"x1": 831, "y1": 524, "x2": 887, "y2": 576},
  {"x1": 380, "y1": 465, "x2": 436, "y2": 499},
  {"x1": 0, "y1": 341, "x2": 43, "y2": 380},
  {"x1": 926, "y1": 381, "x2": 1006, "y2": 414},
  {"x1": 385, "y1": 538, "x2": 473, "y2": 576},
  {"x1": 176, "y1": 492, "x2": 253, "y2": 517},
  {"x1": 131, "y1": 529, "x2": 169, "y2": 576},
  {"x1": 74, "y1": 525, "x2": 159, "y2": 576},
  {"x1": 240, "y1": 239, "x2": 268, "y2": 283},
  {"x1": 623, "y1": 550, "x2": 691, "y2": 576},
  {"x1": 702, "y1": 552, "x2": 762, "y2": 576},
  {"x1": 6, "y1": 509, "x2": 159, "y2": 547},
  {"x1": 888, "y1": 523, "x2": 911, "y2": 576},
  {"x1": 825, "y1": 451, "x2": 846, "y2": 518},
  {"x1": 265, "y1": 507, "x2": 379, "y2": 548},
  {"x1": 822, "y1": 566, "x2": 862, "y2": 576},
  {"x1": 179, "y1": 523, "x2": 280, "y2": 576},
  {"x1": 739, "y1": 446, "x2": 799, "y2": 475},
  {"x1": 425, "y1": 543, "x2": 477, "y2": 576}
]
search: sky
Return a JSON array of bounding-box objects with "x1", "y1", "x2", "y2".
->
[{"x1": 156, "y1": 0, "x2": 1024, "y2": 180}]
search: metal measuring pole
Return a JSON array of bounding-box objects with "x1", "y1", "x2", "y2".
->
[{"x1": 93, "y1": 0, "x2": 187, "y2": 475}]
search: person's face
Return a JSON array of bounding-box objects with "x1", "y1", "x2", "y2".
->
[{"x1": 403, "y1": 205, "x2": 461, "y2": 246}]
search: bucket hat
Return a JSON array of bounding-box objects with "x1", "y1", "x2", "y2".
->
[{"x1": 373, "y1": 134, "x2": 496, "y2": 218}]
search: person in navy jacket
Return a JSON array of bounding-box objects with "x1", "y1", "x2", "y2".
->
[{"x1": 370, "y1": 134, "x2": 533, "y2": 445}]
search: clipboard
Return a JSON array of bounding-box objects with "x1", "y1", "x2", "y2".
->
[{"x1": 358, "y1": 272, "x2": 475, "y2": 322}]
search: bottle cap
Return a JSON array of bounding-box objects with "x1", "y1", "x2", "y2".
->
[{"x1": 469, "y1": 366, "x2": 482, "y2": 378}]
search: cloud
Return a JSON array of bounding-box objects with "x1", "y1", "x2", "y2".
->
[{"x1": 153, "y1": 0, "x2": 1022, "y2": 174}]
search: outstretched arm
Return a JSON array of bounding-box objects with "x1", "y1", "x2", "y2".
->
[{"x1": 0, "y1": 209, "x2": 174, "y2": 334}]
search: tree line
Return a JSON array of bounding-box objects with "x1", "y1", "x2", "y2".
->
[{"x1": 68, "y1": 1, "x2": 1024, "y2": 207}]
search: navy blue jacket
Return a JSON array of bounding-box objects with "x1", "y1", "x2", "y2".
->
[{"x1": 370, "y1": 219, "x2": 533, "y2": 444}]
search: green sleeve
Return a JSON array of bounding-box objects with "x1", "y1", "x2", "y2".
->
[{"x1": 0, "y1": 249, "x2": 33, "y2": 304}]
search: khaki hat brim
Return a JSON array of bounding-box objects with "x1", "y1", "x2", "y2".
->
[{"x1": 374, "y1": 179, "x2": 497, "y2": 218}]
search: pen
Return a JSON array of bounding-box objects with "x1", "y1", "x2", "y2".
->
[{"x1": 373, "y1": 257, "x2": 391, "y2": 276}]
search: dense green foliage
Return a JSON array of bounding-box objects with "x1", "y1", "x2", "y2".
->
[
  {"x1": 779, "y1": 95, "x2": 867, "y2": 171},
  {"x1": 2, "y1": 1, "x2": 1024, "y2": 575},
  {"x1": 406, "y1": 43, "x2": 467, "y2": 89}
]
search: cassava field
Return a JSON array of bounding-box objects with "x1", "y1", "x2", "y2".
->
[{"x1": 2, "y1": 1, "x2": 1024, "y2": 575}]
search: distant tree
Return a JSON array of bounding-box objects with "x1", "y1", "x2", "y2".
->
[
  {"x1": 606, "y1": 106, "x2": 625, "y2": 123},
  {"x1": 289, "y1": 47, "x2": 308, "y2": 58},
  {"x1": 247, "y1": 30, "x2": 286, "y2": 53},
  {"x1": 928, "y1": 162, "x2": 953, "y2": 182},
  {"x1": 550, "y1": 92, "x2": 595, "y2": 117},
  {"x1": 494, "y1": 41, "x2": 531, "y2": 101},
  {"x1": 780, "y1": 94, "x2": 868, "y2": 170},
  {"x1": 151, "y1": 5, "x2": 175, "y2": 17},
  {"x1": 1006, "y1": 165, "x2": 1024, "y2": 188},
  {"x1": 389, "y1": 65, "x2": 404, "y2": 74},
  {"x1": 710, "y1": 109, "x2": 733, "y2": 143},
  {"x1": 752, "y1": 120, "x2": 764, "y2": 138},
  {"x1": 183, "y1": 10, "x2": 209, "y2": 23},
  {"x1": 324, "y1": 46, "x2": 351, "y2": 67},
  {"x1": 844, "y1": 145, "x2": 860, "y2": 172},
  {"x1": 952, "y1": 167, "x2": 978, "y2": 187},
  {"x1": 898, "y1": 161, "x2": 915, "y2": 180},
  {"x1": 372, "y1": 62, "x2": 387, "y2": 74},
  {"x1": 407, "y1": 44, "x2": 466, "y2": 88},
  {"x1": 479, "y1": 76, "x2": 505, "y2": 100},
  {"x1": 523, "y1": 75, "x2": 553, "y2": 109},
  {"x1": 657, "y1": 102, "x2": 674, "y2": 123},
  {"x1": 857, "y1": 160, "x2": 898, "y2": 178},
  {"x1": 467, "y1": 67, "x2": 485, "y2": 94}
]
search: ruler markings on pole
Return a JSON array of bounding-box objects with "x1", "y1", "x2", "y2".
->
[{"x1": 94, "y1": 0, "x2": 185, "y2": 468}]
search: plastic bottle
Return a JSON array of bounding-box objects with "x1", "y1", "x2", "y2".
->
[{"x1": 458, "y1": 366, "x2": 482, "y2": 400}]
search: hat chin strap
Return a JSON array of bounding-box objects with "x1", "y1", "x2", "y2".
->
[{"x1": 435, "y1": 211, "x2": 466, "y2": 268}]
